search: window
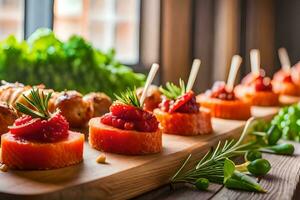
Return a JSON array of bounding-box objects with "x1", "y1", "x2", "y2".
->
[
  {"x1": 0, "y1": 0, "x2": 24, "y2": 40},
  {"x1": 53, "y1": 0, "x2": 140, "y2": 64}
]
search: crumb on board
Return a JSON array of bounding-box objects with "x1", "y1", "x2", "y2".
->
[
  {"x1": 96, "y1": 154, "x2": 106, "y2": 164},
  {"x1": 0, "y1": 164, "x2": 8, "y2": 172}
]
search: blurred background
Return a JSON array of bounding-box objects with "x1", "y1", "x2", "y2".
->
[{"x1": 0, "y1": 0, "x2": 300, "y2": 93}]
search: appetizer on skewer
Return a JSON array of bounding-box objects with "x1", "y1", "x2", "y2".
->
[
  {"x1": 89, "y1": 89, "x2": 161, "y2": 155},
  {"x1": 235, "y1": 71, "x2": 279, "y2": 106},
  {"x1": 198, "y1": 55, "x2": 251, "y2": 120},
  {"x1": 273, "y1": 48, "x2": 300, "y2": 97},
  {"x1": 1, "y1": 88, "x2": 84, "y2": 170},
  {"x1": 136, "y1": 85, "x2": 162, "y2": 112},
  {"x1": 89, "y1": 64, "x2": 162, "y2": 155},
  {"x1": 154, "y1": 59, "x2": 212, "y2": 135},
  {"x1": 273, "y1": 70, "x2": 299, "y2": 96},
  {"x1": 154, "y1": 80, "x2": 212, "y2": 135},
  {"x1": 0, "y1": 81, "x2": 112, "y2": 128},
  {"x1": 291, "y1": 61, "x2": 300, "y2": 86},
  {"x1": 235, "y1": 49, "x2": 279, "y2": 106},
  {"x1": 198, "y1": 82, "x2": 251, "y2": 120}
]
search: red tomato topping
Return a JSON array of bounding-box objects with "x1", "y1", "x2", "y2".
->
[
  {"x1": 159, "y1": 91, "x2": 199, "y2": 113},
  {"x1": 253, "y1": 76, "x2": 272, "y2": 91},
  {"x1": 110, "y1": 103, "x2": 144, "y2": 121},
  {"x1": 176, "y1": 95, "x2": 199, "y2": 113},
  {"x1": 169, "y1": 91, "x2": 194, "y2": 113},
  {"x1": 242, "y1": 69, "x2": 266, "y2": 85},
  {"x1": 9, "y1": 113, "x2": 69, "y2": 143},
  {"x1": 159, "y1": 98, "x2": 172, "y2": 112},
  {"x1": 282, "y1": 74, "x2": 293, "y2": 82},
  {"x1": 242, "y1": 72, "x2": 273, "y2": 92},
  {"x1": 101, "y1": 103, "x2": 159, "y2": 132},
  {"x1": 10, "y1": 116, "x2": 43, "y2": 137},
  {"x1": 206, "y1": 81, "x2": 236, "y2": 100},
  {"x1": 273, "y1": 70, "x2": 293, "y2": 83}
]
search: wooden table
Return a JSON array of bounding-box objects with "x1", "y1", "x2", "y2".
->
[
  {"x1": 135, "y1": 141, "x2": 300, "y2": 200},
  {"x1": 2, "y1": 107, "x2": 298, "y2": 200}
]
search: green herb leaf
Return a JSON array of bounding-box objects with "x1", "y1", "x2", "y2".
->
[
  {"x1": 159, "y1": 79, "x2": 186, "y2": 99},
  {"x1": 247, "y1": 159, "x2": 271, "y2": 176},
  {"x1": 195, "y1": 178, "x2": 209, "y2": 190},
  {"x1": 114, "y1": 87, "x2": 141, "y2": 108},
  {"x1": 267, "y1": 124, "x2": 282, "y2": 145},
  {"x1": 224, "y1": 171, "x2": 266, "y2": 192},
  {"x1": 244, "y1": 150, "x2": 262, "y2": 161},
  {"x1": 15, "y1": 87, "x2": 52, "y2": 120},
  {"x1": 271, "y1": 103, "x2": 300, "y2": 142},
  {"x1": 223, "y1": 158, "x2": 235, "y2": 183},
  {"x1": 260, "y1": 143, "x2": 295, "y2": 155}
]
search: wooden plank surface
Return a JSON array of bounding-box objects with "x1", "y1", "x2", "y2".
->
[
  {"x1": 133, "y1": 183, "x2": 223, "y2": 200},
  {"x1": 135, "y1": 141, "x2": 300, "y2": 200},
  {"x1": 0, "y1": 107, "x2": 279, "y2": 200},
  {"x1": 210, "y1": 142, "x2": 300, "y2": 200}
]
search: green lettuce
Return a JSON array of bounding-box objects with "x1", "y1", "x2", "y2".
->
[{"x1": 0, "y1": 28, "x2": 145, "y2": 97}]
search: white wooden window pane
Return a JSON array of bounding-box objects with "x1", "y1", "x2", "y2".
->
[
  {"x1": 0, "y1": 0, "x2": 24, "y2": 40},
  {"x1": 53, "y1": 0, "x2": 140, "y2": 64}
]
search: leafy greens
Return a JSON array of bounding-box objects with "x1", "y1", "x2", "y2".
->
[{"x1": 0, "y1": 28, "x2": 145, "y2": 97}]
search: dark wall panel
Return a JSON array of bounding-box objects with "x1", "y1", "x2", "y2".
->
[
  {"x1": 275, "y1": 0, "x2": 300, "y2": 69},
  {"x1": 193, "y1": 0, "x2": 215, "y2": 92}
]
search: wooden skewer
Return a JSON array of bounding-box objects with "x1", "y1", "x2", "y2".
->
[
  {"x1": 278, "y1": 47, "x2": 291, "y2": 73},
  {"x1": 226, "y1": 55, "x2": 242, "y2": 92},
  {"x1": 139, "y1": 63, "x2": 159, "y2": 106},
  {"x1": 250, "y1": 49, "x2": 260, "y2": 76},
  {"x1": 186, "y1": 59, "x2": 201, "y2": 91}
]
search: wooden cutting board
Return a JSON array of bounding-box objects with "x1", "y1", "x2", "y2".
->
[{"x1": 0, "y1": 107, "x2": 279, "y2": 200}]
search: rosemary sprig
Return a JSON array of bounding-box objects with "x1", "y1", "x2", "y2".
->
[
  {"x1": 159, "y1": 79, "x2": 186, "y2": 99},
  {"x1": 171, "y1": 118, "x2": 255, "y2": 185},
  {"x1": 114, "y1": 87, "x2": 141, "y2": 108},
  {"x1": 15, "y1": 87, "x2": 52, "y2": 120},
  {"x1": 171, "y1": 117, "x2": 295, "y2": 193}
]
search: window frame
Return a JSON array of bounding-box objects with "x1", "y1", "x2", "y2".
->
[
  {"x1": 24, "y1": 0, "x2": 54, "y2": 38},
  {"x1": 0, "y1": 0, "x2": 26, "y2": 40},
  {"x1": 132, "y1": 0, "x2": 160, "y2": 75},
  {"x1": 23, "y1": 0, "x2": 160, "y2": 72}
]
